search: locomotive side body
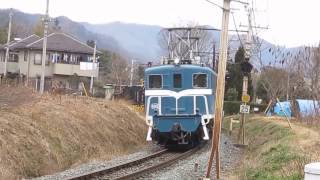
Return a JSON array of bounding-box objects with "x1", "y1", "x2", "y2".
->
[{"x1": 144, "y1": 64, "x2": 216, "y2": 147}]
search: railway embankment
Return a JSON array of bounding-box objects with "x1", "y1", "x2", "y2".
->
[
  {"x1": 225, "y1": 115, "x2": 320, "y2": 179},
  {"x1": 0, "y1": 86, "x2": 147, "y2": 179}
]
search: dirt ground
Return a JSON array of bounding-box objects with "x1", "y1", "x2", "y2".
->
[{"x1": 0, "y1": 85, "x2": 147, "y2": 179}]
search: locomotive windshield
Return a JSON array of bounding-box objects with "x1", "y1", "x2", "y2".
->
[
  {"x1": 173, "y1": 74, "x2": 182, "y2": 88},
  {"x1": 149, "y1": 75, "x2": 162, "y2": 89},
  {"x1": 193, "y1": 73, "x2": 207, "y2": 88}
]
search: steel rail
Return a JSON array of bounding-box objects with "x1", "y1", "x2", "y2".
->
[
  {"x1": 67, "y1": 149, "x2": 168, "y2": 180},
  {"x1": 114, "y1": 144, "x2": 203, "y2": 180}
]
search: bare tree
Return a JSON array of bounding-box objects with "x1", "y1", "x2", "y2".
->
[
  {"x1": 293, "y1": 46, "x2": 320, "y2": 120},
  {"x1": 259, "y1": 66, "x2": 288, "y2": 101},
  {"x1": 106, "y1": 53, "x2": 129, "y2": 88}
]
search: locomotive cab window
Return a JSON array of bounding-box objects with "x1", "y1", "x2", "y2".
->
[
  {"x1": 193, "y1": 73, "x2": 207, "y2": 88},
  {"x1": 173, "y1": 74, "x2": 182, "y2": 88},
  {"x1": 149, "y1": 75, "x2": 162, "y2": 89}
]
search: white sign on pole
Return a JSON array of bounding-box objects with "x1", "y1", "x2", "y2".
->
[{"x1": 240, "y1": 104, "x2": 250, "y2": 114}]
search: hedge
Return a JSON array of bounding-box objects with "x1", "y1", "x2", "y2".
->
[{"x1": 223, "y1": 101, "x2": 268, "y2": 116}]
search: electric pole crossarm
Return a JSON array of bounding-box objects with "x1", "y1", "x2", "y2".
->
[{"x1": 239, "y1": 25, "x2": 269, "y2": 29}]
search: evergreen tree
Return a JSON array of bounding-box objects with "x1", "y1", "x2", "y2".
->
[{"x1": 225, "y1": 46, "x2": 253, "y2": 101}]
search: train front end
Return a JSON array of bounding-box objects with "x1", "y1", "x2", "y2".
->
[{"x1": 144, "y1": 64, "x2": 216, "y2": 147}]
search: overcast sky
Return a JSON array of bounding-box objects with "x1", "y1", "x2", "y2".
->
[{"x1": 1, "y1": 0, "x2": 320, "y2": 47}]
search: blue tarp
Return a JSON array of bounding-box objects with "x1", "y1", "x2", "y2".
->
[
  {"x1": 268, "y1": 99, "x2": 319, "y2": 118},
  {"x1": 296, "y1": 99, "x2": 320, "y2": 117},
  {"x1": 271, "y1": 101, "x2": 292, "y2": 117}
]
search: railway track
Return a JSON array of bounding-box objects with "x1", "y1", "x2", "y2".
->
[{"x1": 67, "y1": 145, "x2": 203, "y2": 180}]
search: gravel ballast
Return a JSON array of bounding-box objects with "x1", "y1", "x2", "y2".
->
[
  {"x1": 31, "y1": 145, "x2": 162, "y2": 180},
  {"x1": 145, "y1": 133, "x2": 243, "y2": 179},
  {"x1": 32, "y1": 133, "x2": 242, "y2": 180}
]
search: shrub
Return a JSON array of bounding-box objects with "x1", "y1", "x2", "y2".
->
[
  {"x1": 226, "y1": 88, "x2": 238, "y2": 101},
  {"x1": 224, "y1": 101, "x2": 241, "y2": 115}
]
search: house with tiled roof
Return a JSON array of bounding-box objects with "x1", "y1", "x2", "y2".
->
[{"x1": 0, "y1": 33, "x2": 100, "y2": 90}]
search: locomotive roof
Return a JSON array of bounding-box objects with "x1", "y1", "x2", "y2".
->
[{"x1": 145, "y1": 64, "x2": 216, "y2": 75}]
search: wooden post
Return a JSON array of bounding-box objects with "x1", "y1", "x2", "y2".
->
[
  {"x1": 242, "y1": 110, "x2": 246, "y2": 144},
  {"x1": 238, "y1": 76, "x2": 248, "y2": 144},
  {"x1": 264, "y1": 99, "x2": 273, "y2": 114},
  {"x1": 229, "y1": 118, "x2": 240, "y2": 135},
  {"x1": 229, "y1": 118, "x2": 233, "y2": 135},
  {"x1": 238, "y1": 113, "x2": 244, "y2": 143},
  {"x1": 206, "y1": 0, "x2": 231, "y2": 179},
  {"x1": 82, "y1": 82, "x2": 88, "y2": 97},
  {"x1": 216, "y1": 145, "x2": 220, "y2": 178}
]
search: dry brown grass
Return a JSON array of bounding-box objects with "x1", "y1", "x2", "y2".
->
[{"x1": 0, "y1": 86, "x2": 147, "y2": 179}]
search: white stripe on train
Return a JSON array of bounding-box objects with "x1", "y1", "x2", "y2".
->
[{"x1": 145, "y1": 89, "x2": 212, "y2": 98}]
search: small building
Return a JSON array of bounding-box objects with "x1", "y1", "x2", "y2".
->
[
  {"x1": 104, "y1": 84, "x2": 115, "y2": 100},
  {"x1": 0, "y1": 33, "x2": 101, "y2": 90}
]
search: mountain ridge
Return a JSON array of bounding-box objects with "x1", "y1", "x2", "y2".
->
[{"x1": 0, "y1": 8, "x2": 302, "y2": 67}]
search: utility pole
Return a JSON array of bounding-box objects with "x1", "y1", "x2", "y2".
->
[
  {"x1": 286, "y1": 73, "x2": 290, "y2": 101},
  {"x1": 40, "y1": 0, "x2": 50, "y2": 94},
  {"x1": 237, "y1": 5, "x2": 258, "y2": 145},
  {"x1": 206, "y1": 0, "x2": 231, "y2": 179},
  {"x1": 4, "y1": 9, "x2": 13, "y2": 77},
  {"x1": 244, "y1": 7, "x2": 253, "y2": 61},
  {"x1": 130, "y1": 59, "x2": 134, "y2": 87},
  {"x1": 212, "y1": 43, "x2": 216, "y2": 71},
  {"x1": 237, "y1": 6, "x2": 253, "y2": 145},
  {"x1": 90, "y1": 41, "x2": 97, "y2": 94}
]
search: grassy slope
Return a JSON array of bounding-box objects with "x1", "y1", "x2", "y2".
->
[
  {"x1": 0, "y1": 88, "x2": 147, "y2": 179},
  {"x1": 224, "y1": 115, "x2": 320, "y2": 180}
]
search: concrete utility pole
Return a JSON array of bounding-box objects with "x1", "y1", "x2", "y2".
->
[
  {"x1": 206, "y1": 0, "x2": 231, "y2": 179},
  {"x1": 4, "y1": 9, "x2": 13, "y2": 77},
  {"x1": 238, "y1": 76, "x2": 249, "y2": 144},
  {"x1": 40, "y1": 0, "x2": 50, "y2": 94},
  {"x1": 90, "y1": 41, "x2": 97, "y2": 94},
  {"x1": 130, "y1": 59, "x2": 134, "y2": 87},
  {"x1": 244, "y1": 7, "x2": 253, "y2": 61},
  {"x1": 237, "y1": 7, "x2": 253, "y2": 144}
]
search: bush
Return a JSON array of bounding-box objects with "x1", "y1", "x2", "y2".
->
[
  {"x1": 226, "y1": 88, "x2": 238, "y2": 101},
  {"x1": 224, "y1": 101, "x2": 268, "y2": 116},
  {"x1": 224, "y1": 101, "x2": 241, "y2": 115}
]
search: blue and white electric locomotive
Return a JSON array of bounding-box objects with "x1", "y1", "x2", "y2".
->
[{"x1": 144, "y1": 60, "x2": 217, "y2": 147}]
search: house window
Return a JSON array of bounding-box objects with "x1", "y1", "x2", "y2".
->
[
  {"x1": 46, "y1": 54, "x2": 50, "y2": 65},
  {"x1": 193, "y1": 73, "x2": 207, "y2": 88},
  {"x1": 34, "y1": 53, "x2": 50, "y2": 65},
  {"x1": 8, "y1": 53, "x2": 19, "y2": 62},
  {"x1": 24, "y1": 51, "x2": 28, "y2": 62},
  {"x1": 34, "y1": 53, "x2": 42, "y2": 65},
  {"x1": 149, "y1": 75, "x2": 162, "y2": 89},
  {"x1": 173, "y1": 74, "x2": 182, "y2": 88}
]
